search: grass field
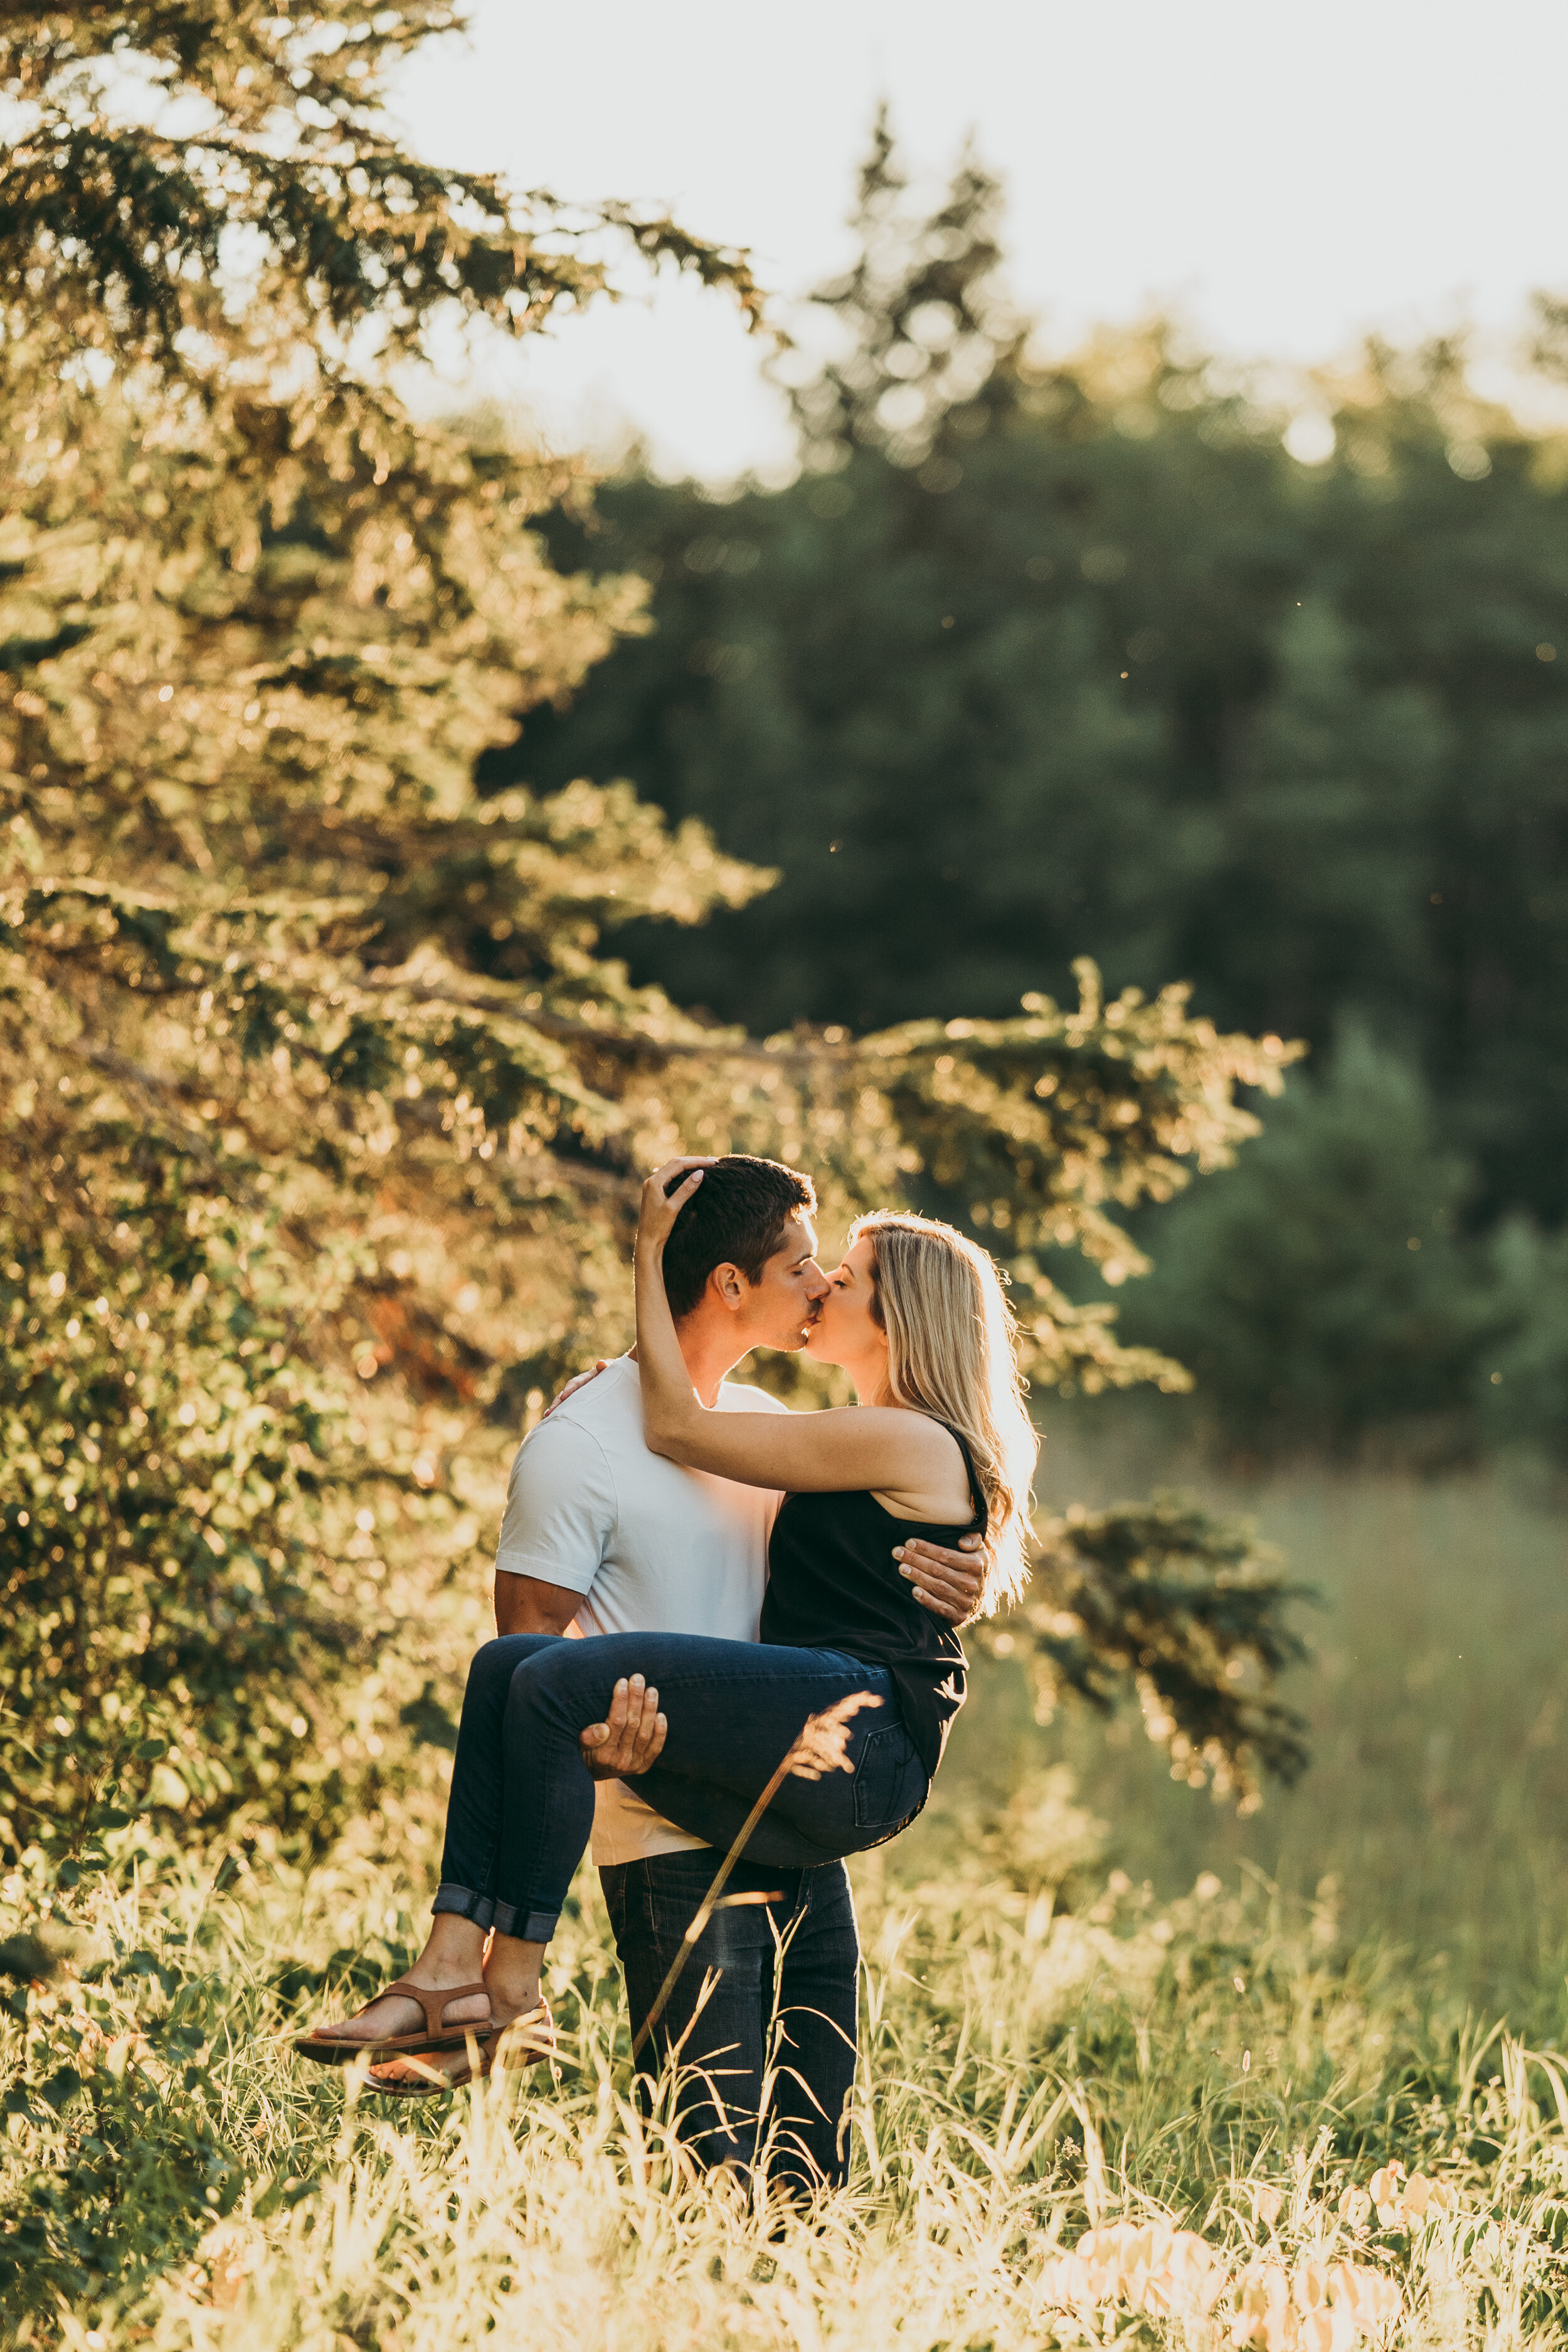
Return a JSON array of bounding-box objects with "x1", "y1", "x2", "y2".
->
[
  {"x1": 1012, "y1": 1417, "x2": 1568, "y2": 2022},
  {"x1": 4, "y1": 1428, "x2": 1568, "y2": 2347}
]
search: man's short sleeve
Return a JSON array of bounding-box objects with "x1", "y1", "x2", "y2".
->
[
  {"x1": 494, "y1": 1415, "x2": 616, "y2": 1596},
  {"x1": 719, "y1": 1381, "x2": 793, "y2": 1416}
]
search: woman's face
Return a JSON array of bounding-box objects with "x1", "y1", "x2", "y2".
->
[{"x1": 803, "y1": 1234, "x2": 887, "y2": 1374}]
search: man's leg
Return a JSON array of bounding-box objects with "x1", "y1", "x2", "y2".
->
[
  {"x1": 766, "y1": 1862, "x2": 861, "y2": 2201},
  {"x1": 601, "y1": 1851, "x2": 802, "y2": 2179}
]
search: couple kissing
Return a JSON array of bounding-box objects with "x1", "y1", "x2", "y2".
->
[{"x1": 296, "y1": 1153, "x2": 1038, "y2": 2201}]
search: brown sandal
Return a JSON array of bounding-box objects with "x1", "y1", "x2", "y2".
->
[
  {"x1": 293, "y1": 1976, "x2": 494, "y2": 2067},
  {"x1": 366, "y1": 2003, "x2": 556, "y2": 2100}
]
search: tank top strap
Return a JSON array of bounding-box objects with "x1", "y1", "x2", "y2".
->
[{"x1": 935, "y1": 1421, "x2": 987, "y2": 1530}]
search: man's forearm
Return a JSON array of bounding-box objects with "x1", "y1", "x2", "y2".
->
[
  {"x1": 491, "y1": 1574, "x2": 668, "y2": 1779},
  {"x1": 493, "y1": 1569, "x2": 581, "y2": 1637}
]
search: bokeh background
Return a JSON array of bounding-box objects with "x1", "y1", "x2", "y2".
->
[
  {"x1": 399, "y1": 0, "x2": 1568, "y2": 2003},
  {"x1": 6, "y1": 7, "x2": 1568, "y2": 2332}
]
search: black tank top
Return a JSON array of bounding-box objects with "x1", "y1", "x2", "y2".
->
[{"x1": 757, "y1": 1422, "x2": 986, "y2": 1777}]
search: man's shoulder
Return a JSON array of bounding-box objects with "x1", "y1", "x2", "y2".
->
[
  {"x1": 497, "y1": 1371, "x2": 624, "y2": 1576},
  {"x1": 717, "y1": 1378, "x2": 792, "y2": 1416},
  {"x1": 516, "y1": 1360, "x2": 636, "y2": 1461}
]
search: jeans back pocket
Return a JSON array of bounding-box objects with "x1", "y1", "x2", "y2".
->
[{"x1": 852, "y1": 1722, "x2": 928, "y2": 1830}]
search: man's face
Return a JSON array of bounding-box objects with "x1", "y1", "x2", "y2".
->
[{"x1": 734, "y1": 1212, "x2": 830, "y2": 1352}]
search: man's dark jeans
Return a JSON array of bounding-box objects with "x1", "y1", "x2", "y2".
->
[{"x1": 600, "y1": 1846, "x2": 861, "y2": 2198}]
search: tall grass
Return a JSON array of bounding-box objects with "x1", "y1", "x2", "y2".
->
[
  {"x1": 999, "y1": 1417, "x2": 1568, "y2": 2019},
  {"x1": 5, "y1": 1440, "x2": 1568, "y2": 2346}
]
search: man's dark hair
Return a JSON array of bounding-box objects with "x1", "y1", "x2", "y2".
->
[{"x1": 661, "y1": 1155, "x2": 817, "y2": 1320}]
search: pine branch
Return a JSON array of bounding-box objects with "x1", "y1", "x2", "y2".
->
[{"x1": 979, "y1": 1497, "x2": 1317, "y2": 1804}]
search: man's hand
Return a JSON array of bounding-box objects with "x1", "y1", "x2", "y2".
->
[
  {"x1": 578, "y1": 1673, "x2": 667, "y2": 1781},
  {"x1": 894, "y1": 1531, "x2": 990, "y2": 1626}
]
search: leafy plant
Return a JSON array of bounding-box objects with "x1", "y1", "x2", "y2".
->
[
  {"x1": 995, "y1": 1496, "x2": 1316, "y2": 1804},
  {"x1": 0, "y1": 7, "x2": 1310, "y2": 1863}
]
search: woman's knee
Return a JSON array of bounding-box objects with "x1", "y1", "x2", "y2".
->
[
  {"x1": 467, "y1": 1632, "x2": 554, "y2": 1697},
  {"x1": 503, "y1": 1639, "x2": 598, "y2": 1726}
]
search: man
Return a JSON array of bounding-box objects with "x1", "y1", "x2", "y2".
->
[{"x1": 495, "y1": 1154, "x2": 986, "y2": 2196}]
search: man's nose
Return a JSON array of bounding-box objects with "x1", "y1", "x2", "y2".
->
[{"x1": 803, "y1": 1260, "x2": 831, "y2": 1301}]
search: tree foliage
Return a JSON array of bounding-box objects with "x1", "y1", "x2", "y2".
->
[
  {"x1": 775, "y1": 103, "x2": 1026, "y2": 466},
  {"x1": 1005, "y1": 1498, "x2": 1315, "y2": 1804},
  {"x1": 1118, "y1": 1028, "x2": 1524, "y2": 1454},
  {"x1": 516, "y1": 125, "x2": 1568, "y2": 1268},
  {"x1": 0, "y1": 16, "x2": 1311, "y2": 1861}
]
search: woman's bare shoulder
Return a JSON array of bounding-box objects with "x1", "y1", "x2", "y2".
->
[
  {"x1": 862, "y1": 1409, "x2": 971, "y2": 1518},
  {"x1": 852, "y1": 1405, "x2": 965, "y2": 1463}
]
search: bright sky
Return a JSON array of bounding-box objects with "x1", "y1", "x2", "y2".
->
[{"x1": 395, "y1": 0, "x2": 1568, "y2": 481}]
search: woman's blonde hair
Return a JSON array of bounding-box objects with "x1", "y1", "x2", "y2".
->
[{"x1": 850, "y1": 1209, "x2": 1039, "y2": 1611}]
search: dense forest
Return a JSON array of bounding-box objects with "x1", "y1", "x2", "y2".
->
[{"x1": 503, "y1": 122, "x2": 1568, "y2": 1454}]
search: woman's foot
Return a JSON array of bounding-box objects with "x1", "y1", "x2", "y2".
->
[
  {"x1": 366, "y1": 1929, "x2": 549, "y2": 2089},
  {"x1": 294, "y1": 1914, "x2": 495, "y2": 2062},
  {"x1": 368, "y1": 2000, "x2": 554, "y2": 2092},
  {"x1": 314, "y1": 1976, "x2": 492, "y2": 2050}
]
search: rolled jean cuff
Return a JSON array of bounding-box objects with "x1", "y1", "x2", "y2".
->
[
  {"x1": 432, "y1": 1881, "x2": 495, "y2": 1929},
  {"x1": 492, "y1": 1898, "x2": 559, "y2": 1944}
]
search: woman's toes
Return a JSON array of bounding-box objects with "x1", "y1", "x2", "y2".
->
[{"x1": 370, "y1": 2048, "x2": 464, "y2": 2089}]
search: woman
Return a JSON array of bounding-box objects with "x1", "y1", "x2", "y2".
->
[{"x1": 296, "y1": 1158, "x2": 1037, "y2": 2092}]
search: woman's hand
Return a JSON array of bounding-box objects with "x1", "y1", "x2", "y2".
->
[
  {"x1": 634, "y1": 1156, "x2": 716, "y2": 1455},
  {"x1": 637, "y1": 1157, "x2": 716, "y2": 1257},
  {"x1": 541, "y1": 1359, "x2": 610, "y2": 1421}
]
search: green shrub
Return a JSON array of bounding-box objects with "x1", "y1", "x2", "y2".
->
[{"x1": 1478, "y1": 1216, "x2": 1568, "y2": 1454}]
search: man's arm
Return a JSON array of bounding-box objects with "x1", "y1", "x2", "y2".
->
[
  {"x1": 491, "y1": 1571, "x2": 667, "y2": 1776},
  {"x1": 492, "y1": 1424, "x2": 669, "y2": 1777},
  {"x1": 494, "y1": 1569, "x2": 581, "y2": 1636}
]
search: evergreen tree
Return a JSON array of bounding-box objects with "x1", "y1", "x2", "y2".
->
[
  {"x1": 0, "y1": 0, "x2": 769, "y2": 1863},
  {"x1": 1117, "y1": 1027, "x2": 1512, "y2": 1454},
  {"x1": 516, "y1": 124, "x2": 1568, "y2": 1249},
  {"x1": 776, "y1": 103, "x2": 1027, "y2": 468},
  {"x1": 0, "y1": 20, "x2": 1310, "y2": 1865}
]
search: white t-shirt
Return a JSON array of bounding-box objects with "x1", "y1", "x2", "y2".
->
[{"x1": 493, "y1": 1355, "x2": 788, "y2": 1867}]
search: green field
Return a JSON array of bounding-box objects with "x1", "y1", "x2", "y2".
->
[
  {"x1": 5, "y1": 1434, "x2": 1567, "y2": 2348},
  {"x1": 941, "y1": 1417, "x2": 1568, "y2": 2025}
]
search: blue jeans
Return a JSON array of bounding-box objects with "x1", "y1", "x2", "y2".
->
[
  {"x1": 601, "y1": 1848, "x2": 861, "y2": 2194},
  {"x1": 433, "y1": 1632, "x2": 928, "y2": 1942}
]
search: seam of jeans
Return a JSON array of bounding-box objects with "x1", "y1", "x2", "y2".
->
[
  {"x1": 432, "y1": 1881, "x2": 495, "y2": 1928},
  {"x1": 493, "y1": 1899, "x2": 559, "y2": 1943},
  {"x1": 554, "y1": 1668, "x2": 891, "y2": 1694}
]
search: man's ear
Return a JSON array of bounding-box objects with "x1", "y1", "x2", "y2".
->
[{"x1": 708, "y1": 1261, "x2": 748, "y2": 1311}]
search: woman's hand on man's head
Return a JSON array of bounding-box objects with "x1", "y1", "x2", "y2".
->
[{"x1": 638, "y1": 1155, "x2": 718, "y2": 1254}]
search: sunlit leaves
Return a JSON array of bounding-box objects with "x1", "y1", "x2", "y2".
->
[
  {"x1": 0, "y1": 4, "x2": 763, "y2": 372},
  {"x1": 0, "y1": 0, "x2": 1311, "y2": 1860}
]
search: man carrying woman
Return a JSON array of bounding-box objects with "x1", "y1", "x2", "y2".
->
[{"x1": 298, "y1": 1154, "x2": 1036, "y2": 2196}]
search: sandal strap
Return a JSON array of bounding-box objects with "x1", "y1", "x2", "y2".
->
[{"x1": 372, "y1": 1977, "x2": 491, "y2": 2036}]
